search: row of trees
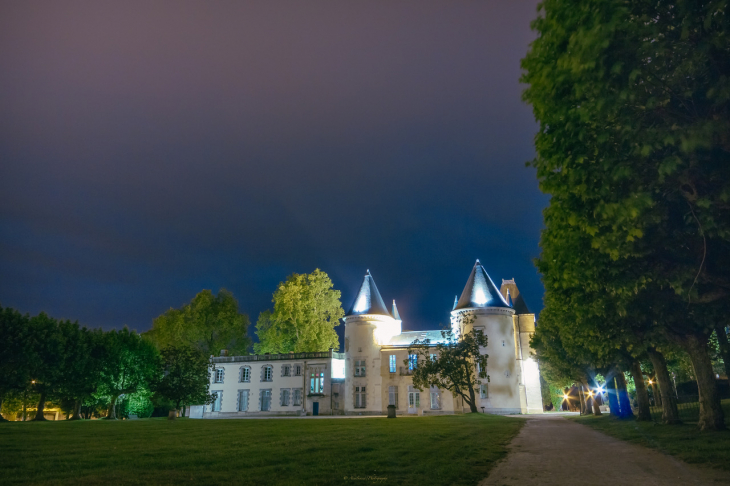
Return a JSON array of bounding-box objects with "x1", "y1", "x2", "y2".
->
[
  {"x1": 521, "y1": 0, "x2": 730, "y2": 430},
  {"x1": 0, "y1": 290, "x2": 251, "y2": 421}
]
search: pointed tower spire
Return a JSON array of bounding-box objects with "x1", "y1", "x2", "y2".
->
[
  {"x1": 392, "y1": 300, "x2": 401, "y2": 321},
  {"x1": 452, "y1": 295, "x2": 458, "y2": 310},
  {"x1": 345, "y1": 270, "x2": 391, "y2": 317},
  {"x1": 453, "y1": 259, "x2": 511, "y2": 311}
]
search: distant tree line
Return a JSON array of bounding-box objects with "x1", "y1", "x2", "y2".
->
[
  {"x1": 522, "y1": 0, "x2": 730, "y2": 430},
  {"x1": 0, "y1": 288, "x2": 251, "y2": 421}
]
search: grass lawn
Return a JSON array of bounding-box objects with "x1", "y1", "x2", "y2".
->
[
  {"x1": 573, "y1": 413, "x2": 730, "y2": 472},
  {"x1": 0, "y1": 414, "x2": 523, "y2": 485}
]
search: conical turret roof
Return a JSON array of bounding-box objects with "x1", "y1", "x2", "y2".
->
[
  {"x1": 454, "y1": 260, "x2": 511, "y2": 311},
  {"x1": 346, "y1": 270, "x2": 391, "y2": 317},
  {"x1": 392, "y1": 300, "x2": 401, "y2": 320}
]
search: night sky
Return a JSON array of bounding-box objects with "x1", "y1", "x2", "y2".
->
[{"x1": 0, "y1": 1, "x2": 546, "y2": 338}]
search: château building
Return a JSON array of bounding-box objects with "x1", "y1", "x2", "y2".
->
[{"x1": 191, "y1": 260, "x2": 542, "y2": 418}]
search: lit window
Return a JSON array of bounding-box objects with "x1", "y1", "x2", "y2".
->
[
  {"x1": 409, "y1": 391, "x2": 420, "y2": 408},
  {"x1": 263, "y1": 366, "x2": 273, "y2": 382},
  {"x1": 214, "y1": 368, "x2": 224, "y2": 383},
  {"x1": 389, "y1": 355, "x2": 396, "y2": 373},
  {"x1": 309, "y1": 372, "x2": 324, "y2": 394},
  {"x1": 408, "y1": 354, "x2": 418, "y2": 371},
  {"x1": 430, "y1": 353, "x2": 437, "y2": 362},
  {"x1": 240, "y1": 367, "x2": 250, "y2": 383},
  {"x1": 480, "y1": 384, "x2": 489, "y2": 399}
]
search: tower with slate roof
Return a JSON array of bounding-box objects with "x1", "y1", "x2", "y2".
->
[
  {"x1": 343, "y1": 270, "x2": 399, "y2": 414},
  {"x1": 450, "y1": 260, "x2": 523, "y2": 414}
]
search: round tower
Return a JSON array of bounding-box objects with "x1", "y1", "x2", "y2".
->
[
  {"x1": 343, "y1": 270, "x2": 399, "y2": 414},
  {"x1": 450, "y1": 260, "x2": 520, "y2": 414}
]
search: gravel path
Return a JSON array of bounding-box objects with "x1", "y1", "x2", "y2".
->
[{"x1": 480, "y1": 414, "x2": 729, "y2": 486}]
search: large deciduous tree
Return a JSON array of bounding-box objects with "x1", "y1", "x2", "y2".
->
[
  {"x1": 255, "y1": 269, "x2": 343, "y2": 354},
  {"x1": 98, "y1": 328, "x2": 160, "y2": 419},
  {"x1": 153, "y1": 345, "x2": 214, "y2": 414},
  {"x1": 148, "y1": 289, "x2": 251, "y2": 357},
  {"x1": 522, "y1": 0, "x2": 729, "y2": 430},
  {"x1": 408, "y1": 327, "x2": 488, "y2": 414}
]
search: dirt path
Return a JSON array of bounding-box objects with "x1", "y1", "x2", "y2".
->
[{"x1": 480, "y1": 414, "x2": 729, "y2": 486}]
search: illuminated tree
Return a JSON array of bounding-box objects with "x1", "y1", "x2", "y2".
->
[
  {"x1": 408, "y1": 327, "x2": 488, "y2": 414},
  {"x1": 522, "y1": 0, "x2": 730, "y2": 430},
  {"x1": 255, "y1": 269, "x2": 343, "y2": 354},
  {"x1": 148, "y1": 289, "x2": 251, "y2": 357}
]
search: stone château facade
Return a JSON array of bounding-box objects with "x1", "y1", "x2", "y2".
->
[{"x1": 192, "y1": 260, "x2": 542, "y2": 418}]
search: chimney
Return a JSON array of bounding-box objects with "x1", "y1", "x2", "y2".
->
[{"x1": 220, "y1": 349, "x2": 228, "y2": 357}]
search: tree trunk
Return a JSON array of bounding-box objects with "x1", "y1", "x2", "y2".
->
[
  {"x1": 0, "y1": 393, "x2": 7, "y2": 421},
  {"x1": 106, "y1": 394, "x2": 120, "y2": 420},
  {"x1": 33, "y1": 390, "x2": 48, "y2": 421},
  {"x1": 70, "y1": 399, "x2": 82, "y2": 420},
  {"x1": 182, "y1": 404, "x2": 187, "y2": 418},
  {"x1": 715, "y1": 325, "x2": 730, "y2": 380},
  {"x1": 647, "y1": 348, "x2": 680, "y2": 424},
  {"x1": 683, "y1": 333, "x2": 726, "y2": 431},
  {"x1": 581, "y1": 381, "x2": 594, "y2": 415},
  {"x1": 605, "y1": 377, "x2": 620, "y2": 416},
  {"x1": 614, "y1": 370, "x2": 634, "y2": 419},
  {"x1": 577, "y1": 385, "x2": 587, "y2": 415},
  {"x1": 466, "y1": 387, "x2": 478, "y2": 413},
  {"x1": 649, "y1": 375, "x2": 662, "y2": 407},
  {"x1": 630, "y1": 360, "x2": 651, "y2": 421}
]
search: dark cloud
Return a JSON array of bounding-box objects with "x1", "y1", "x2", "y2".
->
[{"x1": 0, "y1": 1, "x2": 546, "y2": 335}]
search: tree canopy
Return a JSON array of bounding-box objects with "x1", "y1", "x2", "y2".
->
[
  {"x1": 522, "y1": 0, "x2": 729, "y2": 430},
  {"x1": 255, "y1": 269, "x2": 343, "y2": 354},
  {"x1": 408, "y1": 327, "x2": 488, "y2": 414},
  {"x1": 148, "y1": 289, "x2": 251, "y2": 357}
]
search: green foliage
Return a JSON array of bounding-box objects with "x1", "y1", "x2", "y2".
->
[
  {"x1": 152, "y1": 345, "x2": 214, "y2": 410},
  {"x1": 97, "y1": 328, "x2": 161, "y2": 419},
  {"x1": 408, "y1": 324, "x2": 488, "y2": 413},
  {"x1": 148, "y1": 289, "x2": 252, "y2": 357},
  {"x1": 255, "y1": 269, "x2": 344, "y2": 354},
  {"x1": 0, "y1": 306, "x2": 32, "y2": 410}
]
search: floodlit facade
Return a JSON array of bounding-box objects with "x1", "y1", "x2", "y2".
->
[{"x1": 194, "y1": 260, "x2": 542, "y2": 418}]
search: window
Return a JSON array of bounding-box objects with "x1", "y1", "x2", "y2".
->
[
  {"x1": 355, "y1": 386, "x2": 367, "y2": 408},
  {"x1": 408, "y1": 354, "x2": 418, "y2": 371},
  {"x1": 388, "y1": 386, "x2": 398, "y2": 408},
  {"x1": 282, "y1": 365, "x2": 291, "y2": 377},
  {"x1": 430, "y1": 390, "x2": 441, "y2": 410},
  {"x1": 240, "y1": 366, "x2": 251, "y2": 383},
  {"x1": 480, "y1": 384, "x2": 489, "y2": 399},
  {"x1": 293, "y1": 388, "x2": 302, "y2": 406},
  {"x1": 389, "y1": 355, "x2": 396, "y2": 373},
  {"x1": 476, "y1": 362, "x2": 481, "y2": 373},
  {"x1": 354, "y1": 360, "x2": 366, "y2": 377},
  {"x1": 214, "y1": 368, "x2": 224, "y2": 383},
  {"x1": 295, "y1": 365, "x2": 302, "y2": 376},
  {"x1": 263, "y1": 366, "x2": 273, "y2": 382},
  {"x1": 238, "y1": 390, "x2": 249, "y2": 411},
  {"x1": 211, "y1": 391, "x2": 222, "y2": 411},
  {"x1": 430, "y1": 353, "x2": 437, "y2": 362},
  {"x1": 281, "y1": 389, "x2": 290, "y2": 406},
  {"x1": 310, "y1": 372, "x2": 324, "y2": 394},
  {"x1": 261, "y1": 389, "x2": 272, "y2": 411},
  {"x1": 409, "y1": 391, "x2": 420, "y2": 408}
]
